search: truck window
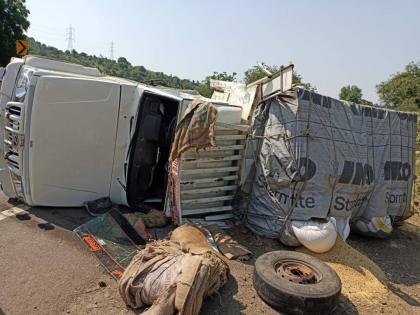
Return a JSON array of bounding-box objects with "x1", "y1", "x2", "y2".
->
[{"x1": 126, "y1": 94, "x2": 179, "y2": 209}]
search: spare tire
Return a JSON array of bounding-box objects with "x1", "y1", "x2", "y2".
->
[{"x1": 253, "y1": 251, "x2": 341, "y2": 314}]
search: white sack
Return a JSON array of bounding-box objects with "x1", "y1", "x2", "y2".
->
[
  {"x1": 331, "y1": 216, "x2": 351, "y2": 241},
  {"x1": 291, "y1": 218, "x2": 337, "y2": 253}
]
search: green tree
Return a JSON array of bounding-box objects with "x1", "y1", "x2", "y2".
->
[
  {"x1": 244, "y1": 63, "x2": 279, "y2": 84},
  {"x1": 339, "y1": 85, "x2": 375, "y2": 106},
  {"x1": 0, "y1": 0, "x2": 30, "y2": 66},
  {"x1": 26, "y1": 37, "x2": 198, "y2": 90},
  {"x1": 376, "y1": 62, "x2": 420, "y2": 111},
  {"x1": 196, "y1": 71, "x2": 237, "y2": 98},
  {"x1": 339, "y1": 85, "x2": 363, "y2": 103},
  {"x1": 244, "y1": 63, "x2": 316, "y2": 91},
  {"x1": 360, "y1": 99, "x2": 374, "y2": 106}
]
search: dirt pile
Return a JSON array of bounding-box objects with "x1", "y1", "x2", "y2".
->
[{"x1": 297, "y1": 237, "x2": 412, "y2": 312}]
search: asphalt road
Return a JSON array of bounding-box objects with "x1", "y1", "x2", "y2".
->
[
  {"x1": 0, "y1": 192, "x2": 419, "y2": 315},
  {"x1": 0, "y1": 196, "x2": 134, "y2": 315}
]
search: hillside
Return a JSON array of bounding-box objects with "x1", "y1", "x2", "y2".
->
[{"x1": 27, "y1": 38, "x2": 199, "y2": 90}]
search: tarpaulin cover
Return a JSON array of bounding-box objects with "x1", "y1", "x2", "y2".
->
[{"x1": 240, "y1": 88, "x2": 417, "y2": 238}]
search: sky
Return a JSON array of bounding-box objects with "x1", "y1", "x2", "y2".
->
[{"x1": 25, "y1": 0, "x2": 420, "y2": 103}]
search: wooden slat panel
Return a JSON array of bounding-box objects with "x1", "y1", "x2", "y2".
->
[
  {"x1": 182, "y1": 206, "x2": 233, "y2": 216},
  {"x1": 215, "y1": 134, "x2": 246, "y2": 141},
  {"x1": 181, "y1": 166, "x2": 239, "y2": 175},
  {"x1": 181, "y1": 185, "x2": 237, "y2": 195},
  {"x1": 215, "y1": 122, "x2": 250, "y2": 132},
  {"x1": 205, "y1": 213, "x2": 233, "y2": 221},
  {"x1": 181, "y1": 195, "x2": 233, "y2": 205},
  {"x1": 182, "y1": 155, "x2": 242, "y2": 163},
  {"x1": 180, "y1": 175, "x2": 238, "y2": 185},
  {"x1": 183, "y1": 145, "x2": 244, "y2": 153}
]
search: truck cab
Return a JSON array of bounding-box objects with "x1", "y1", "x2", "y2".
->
[
  {"x1": 0, "y1": 56, "x2": 293, "y2": 222},
  {"x1": 0, "y1": 56, "x2": 184, "y2": 207}
]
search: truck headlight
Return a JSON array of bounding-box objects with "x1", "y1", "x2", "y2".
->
[{"x1": 14, "y1": 68, "x2": 33, "y2": 102}]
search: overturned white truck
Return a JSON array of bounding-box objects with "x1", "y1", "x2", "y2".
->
[
  {"x1": 0, "y1": 56, "x2": 416, "y2": 247},
  {"x1": 0, "y1": 56, "x2": 290, "y2": 224}
]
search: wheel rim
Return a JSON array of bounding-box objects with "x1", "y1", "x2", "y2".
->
[{"x1": 275, "y1": 259, "x2": 322, "y2": 284}]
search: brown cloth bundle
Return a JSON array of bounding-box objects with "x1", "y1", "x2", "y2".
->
[
  {"x1": 169, "y1": 99, "x2": 218, "y2": 161},
  {"x1": 118, "y1": 225, "x2": 229, "y2": 315}
]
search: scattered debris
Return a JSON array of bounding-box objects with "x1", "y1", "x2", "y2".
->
[
  {"x1": 123, "y1": 208, "x2": 168, "y2": 229},
  {"x1": 205, "y1": 224, "x2": 251, "y2": 260},
  {"x1": 37, "y1": 222, "x2": 55, "y2": 231},
  {"x1": 84, "y1": 197, "x2": 114, "y2": 217},
  {"x1": 121, "y1": 213, "x2": 150, "y2": 241},
  {"x1": 74, "y1": 210, "x2": 144, "y2": 277}
]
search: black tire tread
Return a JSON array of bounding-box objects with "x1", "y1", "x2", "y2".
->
[{"x1": 253, "y1": 250, "x2": 341, "y2": 315}]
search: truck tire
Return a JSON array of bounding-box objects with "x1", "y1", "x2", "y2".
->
[{"x1": 253, "y1": 250, "x2": 341, "y2": 315}]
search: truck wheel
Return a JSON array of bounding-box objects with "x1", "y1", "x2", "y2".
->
[{"x1": 253, "y1": 250, "x2": 341, "y2": 315}]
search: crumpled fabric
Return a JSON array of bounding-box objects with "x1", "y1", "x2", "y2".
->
[
  {"x1": 118, "y1": 225, "x2": 229, "y2": 315},
  {"x1": 123, "y1": 209, "x2": 168, "y2": 229},
  {"x1": 125, "y1": 214, "x2": 151, "y2": 241},
  {"x1": 167, "y1": 158, "x2": 181, "y2": 223},
  {"x1": 169, "y1": 99, "x2": 218, "y2": 161},
  {"x1": 204, "y1": 224, "x2": 252, "y2": 260}
]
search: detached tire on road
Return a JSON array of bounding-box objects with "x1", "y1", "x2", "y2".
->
[{"x1": 253, "y1": 250, "x2": 341, "y2": 314}]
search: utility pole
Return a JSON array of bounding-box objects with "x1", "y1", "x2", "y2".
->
[
  {"x1": 109, "y1": 41, "x2": 114, "y2": 60},
  {"x1": 66, "y1": 25, "x2": 75, "y2": 51}
]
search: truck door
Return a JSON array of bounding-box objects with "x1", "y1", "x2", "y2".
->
[{"x1": 27, "y1": 76, "x2": 120, "y2": 206}]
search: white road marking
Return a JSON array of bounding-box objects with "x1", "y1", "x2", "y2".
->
[{"x1": 0, "y1": 205, "x2": 30, "y2": 222}]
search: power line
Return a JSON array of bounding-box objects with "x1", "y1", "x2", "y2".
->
[
  {"x1": 66, "y1": 25, "x2": 75, "y2": 51},
  {"x1": 109, "y1": 41, "x2": 114, "y2": 60}
]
